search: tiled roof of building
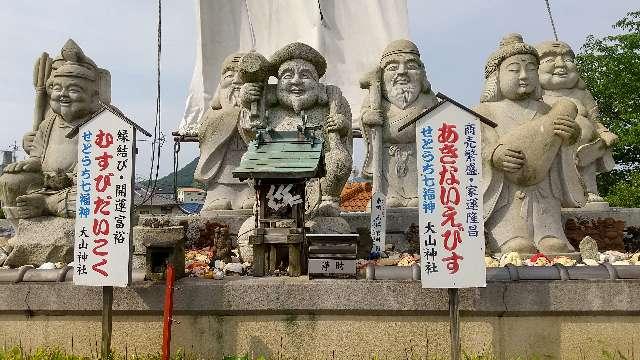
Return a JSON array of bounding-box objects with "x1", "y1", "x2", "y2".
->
[
  {"x1": 340, "y1": 181, "x2": 372, "y2": 212},
  {"x1": 133, "y1": 191, "x2": 177, "y2": 206}
]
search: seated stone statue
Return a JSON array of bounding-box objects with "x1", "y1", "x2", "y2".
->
[
  {"x1": 536, "y1": 40, "x2": 618, "y2": 205},
  {"x1": 475, "y1": 34, "x2": 584, "y2": 254},
  {"x1": 194, "y1": 53, "x2": 254, "y2": 210},
  {"x1": 0, "y1": 39, "x2": 104, "y2": 220},
  {"x1": 360, "y1": 39, "x2": 438, "y2": 207},
  {"x1": 239, "y1": 42, "x2": 352, "y2": 216}
]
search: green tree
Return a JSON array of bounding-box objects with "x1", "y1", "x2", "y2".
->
[{"x1": 575, "y1": 11, "x2": 640, "y2": 207}]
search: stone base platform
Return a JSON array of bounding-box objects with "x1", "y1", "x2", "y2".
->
[
  {"x1": 140, "y1": 207, "x2": 640, "y2": 251},
  {"x1": 1, "y1": 278, "x2": 640, "y2": 359}
]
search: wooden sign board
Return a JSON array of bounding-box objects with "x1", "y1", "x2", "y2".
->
[
  {"x1": 369, "y1": 191, "x2": 386, "y2": 254},
  {"x1": 73, "y1": 107, "x2": 140, "y2": 287},
  {"x1": 415, "y1": 100, "x2": 486, "y2": 289},
  {"x1": 308, "y1": 258, "x2": 356, "y2": 276}
]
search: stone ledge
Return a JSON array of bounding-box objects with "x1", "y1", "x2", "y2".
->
[{"x1": 1, "y1": 277, "x2": 640, "y2": 315}]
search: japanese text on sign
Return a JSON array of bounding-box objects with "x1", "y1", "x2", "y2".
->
[
  {"x1": 415, "y1": 102, "x2": 486, "y2": 288},
  {"x1": 74, "y1": 111, "x2": 135, "y2": 287}
]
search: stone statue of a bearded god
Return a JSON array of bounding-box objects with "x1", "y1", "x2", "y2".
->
[
  {"x1": 360, "y1": 39, "x2": 437, "y2": 207},
  {"x1": 475, "y1": 34, "x2": 585, "y2": 254},
  {"x1": 239, "y1": 42, "x2": 352, "y2": 216},
  {"x1": 0, "y1": 39, "x2": 105, "y2": 221},
  {"x1": 194, "y1": 52, "x2": 254, "y2": 211},
  {"x1": 535, "y1": 40, "x2": 617, "y2": 206}
]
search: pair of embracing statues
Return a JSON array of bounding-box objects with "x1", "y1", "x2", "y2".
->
[{"x1": 1, "y1": 34, "x2": 617, "y2": 255}]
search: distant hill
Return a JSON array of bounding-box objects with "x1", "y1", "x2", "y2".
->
[{"x1": 139, "y1": 157, "x2": 201, "y2": 193}]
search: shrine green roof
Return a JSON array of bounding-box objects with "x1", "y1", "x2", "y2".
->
[{"x1": 233, "y1": 130, "x2": 324, "y2": 180}]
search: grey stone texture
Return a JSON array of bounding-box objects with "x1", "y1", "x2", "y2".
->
[
  {"x1": 194, "y1": 52, "x2": 253, "y2": 211},
  {"x1": 360, "y1": 39, "x2": 437, "y2": 208},
  {"x1": 238, "y1": 42, "x2": 352, "y2": 216},
  {"x1": 579, "y1": 236, "x2": 599, "y2": 262},
  {"x1": 2, "y1": 277, "x2": 640, "y2": 314},
  {"x1": 476, "y1": 33, "x2": 582, "y2": 255},
  {"x1": 4, "y1": 217, "x2": 74, "y2": 267},
  {"x1": 536, "y1": 40, "x2": 618, "y2": 205},
  {"x1": 306, "y1": 216, "x2": 351, "y2": 234},
  {"x1": 0, "y1": 39, "x2": 109, "y2": 221}
]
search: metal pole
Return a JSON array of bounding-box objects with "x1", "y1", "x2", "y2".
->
[
  {"x1": 162, "y1": 263, "x2": 176, "y2": 360},
  {"x1": 449, "y1": 288, "x2": 461, "y2": 360},
  {"x1": 101, "y1": 286, "x2": 113, "y2": 360}
]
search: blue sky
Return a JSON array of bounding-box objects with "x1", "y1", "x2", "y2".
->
[{"x1": 0, "y1": 1, "x2": 635, "y2": 179}]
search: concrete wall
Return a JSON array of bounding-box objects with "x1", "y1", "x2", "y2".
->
[
  {"x1": 2, "y1": 313, "x2": 639, "y2": 359},
  {"x1": 2, "y1": 279, "x2": 640, "y2": 359}
]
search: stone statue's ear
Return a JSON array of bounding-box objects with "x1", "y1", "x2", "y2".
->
[
  {"x1": 97, "y1": 69, "x2": 111, "y2": 104},
  {"x1": 577, "y1": 78, "x2": 587, "y2": 90},
  {"x1": 533, "y1": 83, "x2": 544, "y2": 100},
  {"x1": 421, "y1": 75, "x2": 432, "y2": 94},
  {"x1": 317, "y1": 83, "x2": 328, "y2": 105},
  {"x1": 210, "y1": 84, "x2": 222, "y2": 110},
  {"x1": 480, "y1": 72, "x2": 501, "y2": 103}
]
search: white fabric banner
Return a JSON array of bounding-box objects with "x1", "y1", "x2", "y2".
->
[{"x1": 178, "y1": 0, "x2": 409, "y2": 134}]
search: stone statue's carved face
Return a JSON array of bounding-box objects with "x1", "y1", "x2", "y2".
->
[
  {"x1": 219, "y1": 68, "x2": 242, "y2": 109},
  {"x1": 538, "y1": 52, "x2": 579, "y2": 90},
  {"x1": 276, "y1": 59, "x2": 320, "y2": 113},
  {"x1": 48, "y1": 76, "x2": 98, "y2": 122},
  {"x1": 498, "y1": 54, "x2": 539, "y2": 100},
  {"x1": 382, "y1": 54, "x2": 424, "y2": 109}
]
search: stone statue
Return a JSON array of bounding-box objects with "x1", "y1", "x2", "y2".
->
[
  {"x1": 475, "y1": 34, "x2": 585, "y2": 254},
  {"x1": 536, "y1": 40, "x2": 617, "y2": 206},
  {"x1": 0, "y1": 39, "x2": 106, "y2": 221},
  {"x1": 194, "y1": 53, "x2": 254, "y2": 210},
  {"x1": 238, "y1": 42, "x2": 352, "y2": 216},
  {"x1": 360, "y1": 39, "x2": 437, "y2": 207}
]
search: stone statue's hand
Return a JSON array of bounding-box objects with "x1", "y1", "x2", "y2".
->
[
  {"x1": 600, "y1": 131, "x2": 619, "y2": 147},
  {"x1": 325, "y1": 114, "x2": 346, "y2": 133},
  {"x1": 4, "y1": 159, "x2": 41, "y2": 173},
  {"x1": 553, "y1": 115, "x2": 580, "y2": 145},
  {"x1": 240, "y1": 83, "x2": 263, "y2": 107},
  {"x1": 361, "y1": 109, "x2": 384, "y2": 127},
  {"x1": 492, "y1": 145, "x2": 526, "y2": 173},
  {"x1": 248, "y1": 118, "x2": 264, "y2": 130},
  {"x1": 22, "y1": 131, "x2": 37, "y2": 155}
]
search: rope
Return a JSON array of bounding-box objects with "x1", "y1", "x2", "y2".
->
[
  {"x1": 137, "y1": 0, "x2": 163, "y2": 207},
  {"x1": 173, "y1": 140, "x2": 180, "y2": 203},
  {"x1": 544, "y1": 0, "x2": 559, "y2": 41},
  {"x1": 243, "y1": 0, "x2": 257, "y2": 50},
  {"x1": 317, "y1": 0, "x2": 324, "y2": 23}
]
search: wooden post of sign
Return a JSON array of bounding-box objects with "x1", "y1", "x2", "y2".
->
[
  {"x1": 448, "y1": 288, "x2": 461, "y2": 360},
  {"x1": 101, "y1": 286, "x2": 113, "y2": 360}
]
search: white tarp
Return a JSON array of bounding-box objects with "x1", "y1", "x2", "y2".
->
[{"x1": 178, "y1": 0, "x2": 409, "y2": 134}]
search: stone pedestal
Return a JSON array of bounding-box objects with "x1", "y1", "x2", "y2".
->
[
  {"x1": 4, "y1": 217, "x2": 74, "y2": 267},
  {"x1": 133, "y1": 225, "x2": 185, "y2": 280}
]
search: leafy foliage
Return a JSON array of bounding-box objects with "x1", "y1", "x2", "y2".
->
[{"x1": 575, "y1": 11, "x2": 640, "y2": 206}]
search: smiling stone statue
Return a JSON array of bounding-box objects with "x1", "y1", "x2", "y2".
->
[
  {"x1": 194, "y1": 52, "x2": 254, "y2": 211},
  {"x1": 536, "y1": 40, "x2": 617, "y2": 206},
  {"x1": 360, "y1": 39, "x2": 437, "y2": 208},
  {"x1": 0, "y1": 39, "x2": 105, "y2": 221},
  {"x1": 475, "y1": 34, "x2": 585, "y2": 254},
  {"x1": 238, "y1": 42, "x2": 352, "y2": 216}
]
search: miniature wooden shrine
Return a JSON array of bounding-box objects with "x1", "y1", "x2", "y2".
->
[{"x1": 233, "y1": 128, "x2": 325, "y2": 276}]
